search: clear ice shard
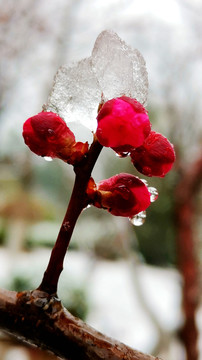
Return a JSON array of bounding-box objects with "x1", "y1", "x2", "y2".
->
[
  {"x1": 44, "y1": 30, "x2": 148, "y2": 131},
  {"x1": 92, "y1": 30, "x2": 148, "y2": 105},
  {"x1": 43, "y1": 57, "x2": 101, "y2": 132}
]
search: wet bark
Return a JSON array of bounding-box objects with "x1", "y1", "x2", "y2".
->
[{"x1": 0, "y1": 288, "x2": 161, "y2": 360}]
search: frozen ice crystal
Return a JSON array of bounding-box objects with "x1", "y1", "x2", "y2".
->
[
  {"x1": 44, "y1": 30, "x2": 148, "y2": 132},
  {"x1": 43, "y1": 57, "x2": 101, "y2": 131},
  {"x1": 92, "y1": 30, "x2": 148, "y2": 105}
]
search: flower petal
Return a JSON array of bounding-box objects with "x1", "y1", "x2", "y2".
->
[{"x1": 96, "y1": 96, "x2": 151, "y2": 151}]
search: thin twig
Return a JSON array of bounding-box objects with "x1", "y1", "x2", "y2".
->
[{"x1": 38, "y1": 139, "x2": 103, "y2": 295}]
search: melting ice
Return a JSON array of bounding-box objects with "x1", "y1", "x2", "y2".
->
[{"x1": 43, "y1": 30, "x2": 148, "y2": 132}]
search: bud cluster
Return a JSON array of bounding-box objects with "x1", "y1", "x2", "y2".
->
[
  {"x1": 96, "y1": 96, "x2": 175, "y2": 178},
  {"x1": 22, "y1": 96, "x2": 175, "y2": 220}
]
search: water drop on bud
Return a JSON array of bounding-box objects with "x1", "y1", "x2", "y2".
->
[
  {"x1": 148, "y1": 187, "x2": 158, "y2": 202},
  {"x1": 44, "y1": 156, "x2": 53, "y2": 162},
  {"x1": 47, "y1": 129, "x2": 55, "y2": 135},
  {"x1": 129, "y1": 211, "x2": 146, "y2": 226},
  {"x1": 115, "y1": 151, "x2": 129, "y2": 158},
  {"x1": 83, "y1": 204, "x2": 91, "y2": 212}
]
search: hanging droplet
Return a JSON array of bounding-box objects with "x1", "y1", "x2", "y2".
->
[
  {"x1": 148, "y1": 187, "x2": 158, "y2": 202},
  {"x1": 115, "y1": 152, "x2": 129, "y2": 158},
  {"x1": 44, "y1": 156, "x2": 53, "y2": 162},
  {"x1": 129, "y1": 211, "x2": 146, "y2": 226},
  {"x1": 83, "y1": 204, "x2": 91, "y2": 211}
]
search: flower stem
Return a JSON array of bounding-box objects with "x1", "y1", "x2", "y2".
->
[{"x1": 38, "y1": 138, "x2": 103, "y2": 295}]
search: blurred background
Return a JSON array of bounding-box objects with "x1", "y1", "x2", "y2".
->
[{"x1": 0, "y1": 0, "x2": 202, "y2": 359}]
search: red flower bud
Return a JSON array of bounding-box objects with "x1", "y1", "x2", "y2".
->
[
  {"x1": 96, "y1": 96, "x2": 151, "y2": 152},
  {"x1": 88, "y1": 173, "x2": 151, "y2": 217},
  {"x1": 131, "y1": 131, "x2": 175, "y2": 177},
  {"x1": 23, "y1": 111, "x2": 88, "y2": 164}
]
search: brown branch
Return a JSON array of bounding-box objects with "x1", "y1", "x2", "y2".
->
[
  {"x1": 0, "y1": 288, "x2": 161, "y2": 360},
  {"x1": 38, "y1": 138, "x2": 103, "y2": 295},
  {"x1": 175, "y1": 155, "x2": 202, "y2": 360}
]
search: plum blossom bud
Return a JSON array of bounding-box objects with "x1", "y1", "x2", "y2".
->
[
  {"x1": 23, "y1": 111, "x2": 88, "y2": 164},
  {"x1": 131, "y1": 131, "x2": 175, "y2": 177},
  {"x1": 87, "y1": 173, "x2": 151, "y2": 217},
  {"x1": 96, "y1": 96, "x2": 151, "y2": 152}
]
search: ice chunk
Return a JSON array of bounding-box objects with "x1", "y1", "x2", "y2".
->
[
  {"x1": 92, "y1": 30, "x2": 148, "y2": 105},
  {"x1": 44, "y1": 30, "x2": 148, "y2": 132},
  {"x1": 43, "y1": 57, "x2": 102, "y2": 131}
]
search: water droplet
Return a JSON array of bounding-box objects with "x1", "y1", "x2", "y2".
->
[
  {"x1": 83, "y1": 204, "x2": 91, "y2": 211},
  {"x1": 129, "y1": 211, "x2": 146, "y2": 226},
  {"x1": 117, "y1": 184, "x2": 130, "y2": 199},
  {"x1": 115, "y1": 152, "x2": 129, "y2": 158},
  {"x1": 143, "y1": 166, "x2": 151, "y2": 176},
  {"x1": 48, "y1": 129, "x2": 55, "y2": 135},
  {"x1": 47, "y1": 128, "x2": 56, "y2": 141},
  {"x1": 44, "y1": 156, "x2": 53, "y2": 162},
  {"x1": 148, "y1": 187, "x2": 158, "y2": 202}
]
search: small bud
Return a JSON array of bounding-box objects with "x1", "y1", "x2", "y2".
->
[
  {"x1": 131, "y1": 131, "x2": 175, "y2": 177},
  {"x1": 96, "y1": 96, "x2": 151, "y2": 152},
  {"x1": 87, "y1": 173, "x2": 151, "y2": 217},
  {"x1": 22, "y1": 111, "x2": 88, "y2": 164}
]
